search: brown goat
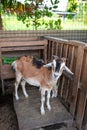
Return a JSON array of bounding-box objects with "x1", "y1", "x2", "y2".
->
[{"x1": 12, "y1": 56, "x2": 73, "y2": 115}]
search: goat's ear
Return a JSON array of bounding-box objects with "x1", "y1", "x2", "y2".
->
[
  {"x1": 43, "y1": 62, "x2": 52, "y2": 67},
  {"x1": 52, "y1": 55, "x2": 59, "y2": 59},
  {"x1": 63, "y1": 66, "x2": 74, "y2": 80}
]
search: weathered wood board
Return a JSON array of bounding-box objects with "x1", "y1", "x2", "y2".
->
[{"x1": 14, "y1": 86, "x2": 73, "y2": 130}]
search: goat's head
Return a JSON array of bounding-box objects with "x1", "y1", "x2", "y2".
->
[
  {"x1": 52, "y1": 56, "x2": 66, "y2": 80},
  {"x1": 44, "y1": 55, "x2": 74, "y2": 81}
]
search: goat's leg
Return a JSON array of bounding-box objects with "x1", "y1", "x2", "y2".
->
[
  {"x1": 21, "y1": 80, "x2": 28, "y2": 98},
  {"x1": 15, "y1": 75, "x2": 22, "y2": 100},
  {"x1": 40, "y1": 89, "x2": 46, "y2": 115},
  {"x1": 52, "y1": 80, "x2": 60, "y2": 98},
  {"x1": 46, "y1": 90, "x2": 51, "y2": 111},
  {"x1": 52, "y1": 85, "x2": 58, "y2": 98}
]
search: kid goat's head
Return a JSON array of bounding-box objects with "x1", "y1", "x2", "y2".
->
[
  {"x1": 44, "y1": 55, "x2": 73, "y2": 81},
  {"x1": 52, "y1": 56, "x2": 66, "y2": 81},
  {"x1": 44, "y1": 55, "x2": 66, "y2": 81}
]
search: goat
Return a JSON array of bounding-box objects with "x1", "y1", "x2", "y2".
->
[
  {"x1": 12, "y1": 55, "x2": 73, "y2": 115},
  {"x1": 44, "y1": 57, "x2": 74, "y2": 98}
]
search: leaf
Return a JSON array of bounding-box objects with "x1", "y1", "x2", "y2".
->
[
  {"x1": 51, "y1": 0, "x2": 53, "y2": 5},
  {"x1": 55, "y1": 0, "x2": 59, "y2": 4},
  {"x1": 53, "y1": 5, "x2": 58, "y2": 9}
]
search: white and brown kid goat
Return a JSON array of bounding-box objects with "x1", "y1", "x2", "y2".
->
[{"x1": 12, "y1": 56, "x2": 73, "y2": 115}]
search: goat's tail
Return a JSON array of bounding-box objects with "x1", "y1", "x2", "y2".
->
[{"x1": 11, "y1": 61, "x2": 17, "y2": 72}]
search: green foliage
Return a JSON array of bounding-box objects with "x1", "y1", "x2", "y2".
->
[
  {"x1": 34, "y1": 17, "x2": 62, "y2": 30},
  {"x1": 76, "y1": 1, "x2": 87, "y2": 24},
  {"x1": 43, "y1": 18, "x2": 61, "y2": 30},
  {"x1": 82, "y1": 3, "x2": 87, "y2": 25},
  {"x1": 67, "y1": 0, "x2": 78, "y2": 19},
  {"x1": 0, "y1": 0, "x2": 61, "y2": 30},
  {"x1": 2, "y1": 56, "x2": 17, "y2": 64}
]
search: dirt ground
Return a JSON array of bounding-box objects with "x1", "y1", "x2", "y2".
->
[
  {"x1": 0, "y1": 93, "x2": 19, "y2": 130},
  {"x1": 0, "y1": 79, "x2": 19, "y2": 130}
]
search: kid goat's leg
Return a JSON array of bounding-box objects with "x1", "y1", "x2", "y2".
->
[
  {"x1": 52, "y1": 80, "x2": 60, "y2": 98},
  {"x1": 41, "y1": 89, "x2": 46, "y2": 115},
  {"x1": 52, "y1": 85, "x2": 58, "y2": 98},
  {"x1": 15, "y1": 74, "x2": 22, "y2": 100},
  {"x1": 47, "y1": 90, "x2": 51, "y2": 111},
  {"x1": 21, "y1": 80, "x2": 28, "y2": 98}
]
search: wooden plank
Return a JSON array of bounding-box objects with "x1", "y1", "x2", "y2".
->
[
  {"x1": 50, "y1": 41, "x2": 53, "y2": 61},
  {"x1": 1, "y1": 46, "x2": 45, "y2": 52},
  {"x1": 81, "y1": 92, "x2": 87, "y2": 130},
  {"x1": 59, "y1": 43, "x2": 63, "y2": 57},
  {"x1": 80, "y1": 49, "x2": 87, "y2": 91},
  {"x1": 62, "y1": 78, "x2": 70, "y2": 102},
  {"x1": 60, "y1": 76, "x2": 65, "y2": 97},
  {"x1": 70, "y1": 46, "x2": 85, "y2": 116},
  {"x1": 0, "y1": 37, "x2": 38, "y2": 42},
  {"x1": 85, "y1": 123, "x2": 87, "y2": 130},
  {"x1": 0, "y1": 40, "x2": 47, "y2": 47},
  {"x1": 66, "y1": 46, "x2": 75, "y2": 103},
  {"x1": 1, "y1": 64, "x2": 15, "y2": 79},
  {"x1": 51, "y1": 41, "x2": 55, "y2": 60},
  {"x1": 0, "y1": 47, "x2": 2, "y2": 67},
  {"x1": 0, "y1": 47, "x2": 4, "y2": 94},
  {"x1": 75, "y1": 89, "x2": 87, "y2": 129},
  {"x1": 43, "y1": 44, "x2": 47, "y2": 63},
  {"x1": 62, "y1": 44, "x2": 69, "y2": 58},
  {"x1": 2, "y1": 51, "x2": 39, "y2": 58},
  {"x1": 69, "y1": 46, "x2": 75, "y2": 70},
  {"x1": 44, "y1": 36, "x2": 86, "y2": 47},
  {"x1": 47, "y1": 40, "x2": 51, "y2": 62},
  {"x1": 55, "y1": 43, "x2": 58, "y2": 56},
  {"x1": 13, "y1": 87, "x2": 73, "y2": 130}
]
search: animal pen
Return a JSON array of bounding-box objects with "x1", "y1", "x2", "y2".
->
[{"x1": 0, "y1": 30, "x2": 87, "y2": 130}]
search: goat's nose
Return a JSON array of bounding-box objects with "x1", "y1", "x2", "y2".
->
[{"x1": 54, "y1": 74, "x2": 58, "y2": 78}]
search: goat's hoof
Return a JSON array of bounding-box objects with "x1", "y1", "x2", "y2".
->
[
  {"x1": 52, "y1": 95, "x2": 55, "y2": 98},
  {"x1": 25, "y1": 94, "x2": 29, "y2": 98},
  {"x1": 52, "y1": 94, "x2": 57, "y2": 98},
  {"x1": 15, "y1": 96, "x2": 19, "y2": 100},
  {"x1": 41, "y1": 109, "x2": 45, "y2": 115},
  {"x1": 48, "y1": 105, "x2": 51, "y2": 111}
]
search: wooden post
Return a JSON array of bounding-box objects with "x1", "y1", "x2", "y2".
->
[
  {"x1": 44, "y1": 44, "x2": 47, "y2": 63},
  {"x1": 1, "y1": 79, "x2": 5, "y2": 94},
  {"x1": 70, "y1": 45, "x2": 85, "y2": 116},
  {"x1": 0, "y1": 47, "x2": 5, "y2": 94},
  {"x1": 75, "y1": 89, "x2": 87, "y2": 129},
  {"x1": 85, "y1": 123, "x2": 87, "y2": 130}
]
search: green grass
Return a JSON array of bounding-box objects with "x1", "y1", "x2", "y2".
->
[
  {"x1": 2, "y1": 14, "x2": 87, "y2": 30},
  {"x1": 2, "y1": 15, "x2": 31, "y2": 30},
  {"x1": 61, "y1": 19, "x2": 87, "y2": 30}
]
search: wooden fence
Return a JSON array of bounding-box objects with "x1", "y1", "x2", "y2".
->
[{"x1": 44, "y1": 36, "x2": 87, "y2": 130}]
